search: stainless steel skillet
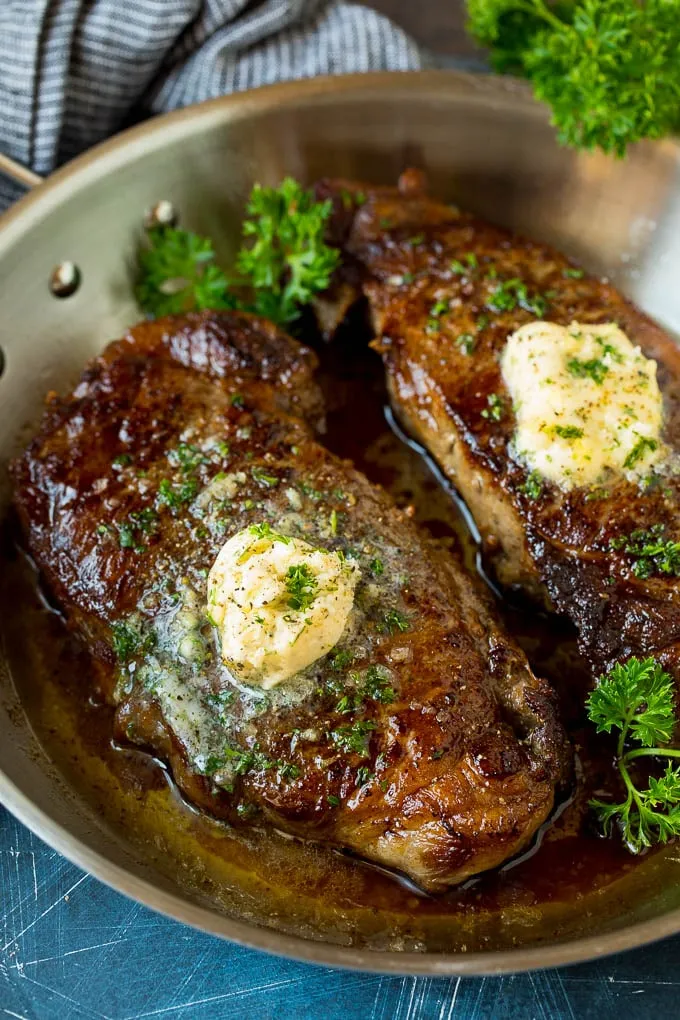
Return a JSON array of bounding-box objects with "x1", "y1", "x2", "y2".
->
[{"x1": 2, "y1": 70, "x2": 680, "y2": 975}]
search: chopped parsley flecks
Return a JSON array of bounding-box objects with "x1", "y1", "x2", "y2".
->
[
  {"x1": 407, "y1": 233, "x2": 425, "y2": 247},
  {"x1": 377, "y1": 609, "x2": 410, "y2": 635},
  {"x1": 157, "y1": 477, "x2": 198, "y2": 511},
  {"x1": 563, "y1": 267, "x2": 585, "y2": 279},
  {"x1": 481, "y1": 393, "x2": 504, "y2": 421},
  {"x1": 519, "y1": 470, "x2": 543, "y2": 500},
  {"x1": 335, "y1": 666, "x2": 396, "y2": 715},
  {"x1": 450, "y1": 253, "x2": 478, "y2": 275},
  {"x1": 610, "y1": 524, "x2": 680, "y2": 579},
  {"x1": 361, "y1": 666, "x2": 396, "y2": 704},
  {"x1": 202, "y1": 754, "x2": 228, "y2": 776},
  {"x1": 112, "y1": 453, "x2": 132, "y2": 468},
  {"x1": 551, "y1": 424, "x2": 584, "y2": 439},
  {"x1": 251, "y1": 466, "x2": 279, "y2": 488},
  {"x1": 205, "y1": 690, "x2": 235, "y2": 724},
  {"x1": 486, "y1": 278, "x2": 548, "y2": 317},
  {"x1": 566, "y1": 356, "x2": 609, "y2": 385},
  {"x1": 298, "y1": 481, "x2": 324, "y2": 502},
  {"x1": 248, "y1": 522, "x2": 290, "y2": 543},
  {"x1": 330, "y1": 649, "x2": 354, "y2": 671},
  {"x1": 203, "y1": 745, "x2": 301, "y2": 781},
  {"x1": 327, "y1": 794, "x2": 341, "y2": 807},
  {"x1": 585, "y1": 488, "x2": 610, "y2": 502},
  {"x1": 212, "y1": 440, "x2": 230, "y2": 459},
  {"x1": 111, "y1": 620, "x2": 154, "y2": 662},
  {"x1": 328, "y1": 720, "x2": 377, "y2": 757},
  {"x1": 425, "y1": 298, "x2": 449, "y2": 334},
  {"x1": 369, "y1": 557, "x2": 385, "y2": 576},
  {"x1": 117, "y1": 507, "x2": 159, "y2": 551},
  {"x1": 230, "y1": 393, "x2": 245, "y2": 409},
  {"x1": 623, "y1": 436, "x2": 659, "y2": 470},
  {"x1": 168, "y1": 442, "x2": 207, "y2": 473},
  {"x1": 595, "y1": 337, "x2": 624, "y2": 363},
  {"x1": 335, "y1": 692, "x2": 361, "y2": 714},
  {"x1": 455, "y1": 333, "x2": 475, "y2": 355},
  {"x1": 285, "y1": 562, "x2": 318, "y2": 612},
  {"x1": 355, "y1": 766, "x2": 375, "y2": 787}
]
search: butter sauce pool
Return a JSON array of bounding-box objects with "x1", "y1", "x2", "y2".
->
[{"x1": 2, "y1": 324, "x2": 672, "y2": 954}]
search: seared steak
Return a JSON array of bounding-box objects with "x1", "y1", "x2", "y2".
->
[
  {"x1": 316, "y1": 172, "x2": 680, "y2": 682},
  {"x1": 12, "y1": 310, "x2": 569, "y2": 892}
]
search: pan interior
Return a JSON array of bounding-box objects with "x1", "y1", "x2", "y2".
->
[{"x1": 2, "y1": 72, "x2": 680, "y2": 969}]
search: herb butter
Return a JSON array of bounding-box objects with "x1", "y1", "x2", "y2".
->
[
  {"x1": 501, "y1": 321, "x2": 665, "y2": 490},
  {"x1": 207, "y1": 524, "x2": 359, "y2": 689}
]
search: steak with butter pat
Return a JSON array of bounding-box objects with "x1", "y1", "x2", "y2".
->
[
  {"x1": 316, "y1": 171, "x2": 680, "y2": 683},
  {"x1": 11, "y1": 310, "x2": 569, "y2": 892}
]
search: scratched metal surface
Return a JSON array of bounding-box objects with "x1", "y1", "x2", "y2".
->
[{"x1": 1, "y1": 806, "x2": 679, "y2": 1019}]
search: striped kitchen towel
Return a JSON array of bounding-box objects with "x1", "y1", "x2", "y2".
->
[{"x1": 0, "y1": 0, "x2": 421, "y2": 210}]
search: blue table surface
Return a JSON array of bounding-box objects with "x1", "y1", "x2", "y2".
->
[{"x1": 1, "y1": 805, "x2": 679, "y2": 1019}]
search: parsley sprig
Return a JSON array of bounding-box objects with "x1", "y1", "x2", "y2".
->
[
  {"x1": 136, "y1": 179, "x2": 339, "y2": 324},
  {"x1": 237, "y1": 179, "x2": 340, "y2": 324},
  {"x1": 466, "y1": 0, "x2": 680, "y2": 156},
  {"x1": 587, "y1": 657, "x2": 680, "y2": 852},
  {"x1": 135, "y1": 228, "x2": 237, "y2": 318}
]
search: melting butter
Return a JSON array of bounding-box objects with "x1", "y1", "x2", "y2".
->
[
  {"x1": 207, "y1": 526, "x2": 359, "y2": 689},
  {"x1": 501, "y1": 321, "x2": 665, "y2": 490}
]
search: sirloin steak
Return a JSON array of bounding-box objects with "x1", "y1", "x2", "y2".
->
[
  {"x1": 12, "y1": 310, "x2": 569, "y2": 892},
  {"x1": 316, "y1": 172, "x2": 680, "y2": 682}
]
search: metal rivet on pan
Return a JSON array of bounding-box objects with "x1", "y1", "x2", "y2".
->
[
  {"x1": 145, "y1": 200, "x2": 177, "y2": 228},
  {"x1": 49, "y1": 261, "x2": 81, "y2": 298}
]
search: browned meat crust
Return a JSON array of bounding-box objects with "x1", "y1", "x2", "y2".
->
[
  {"x1": 11, "y1": 310, "x2": 569, "y2": 892},
  {"x1": 316, "y1": 172, "x2": 680, "y2": 682}
]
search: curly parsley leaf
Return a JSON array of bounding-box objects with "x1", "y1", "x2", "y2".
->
[
  {"x1": 135, "y1": 226, "x2": 237, "y2": 318},
  {"x1": 586, "y1": 656, "x2": 680, "y2": 852},
  {"x1": 587, "y1": 657, "x2": 676, "y2": 747},
  {"x1": 236, "y1": 178, "x2": 340, "y2": 325},
  {"x1": 136, "y1": 179, "x2": 339, "y2": 324},
  {"x1": 466, "y1": 0, "x2": 680, "y2": 156}
]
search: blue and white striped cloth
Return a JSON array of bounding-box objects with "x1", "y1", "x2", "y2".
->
[{"x1": 0, "y1": 0, "x2": 421, "y2": 210}]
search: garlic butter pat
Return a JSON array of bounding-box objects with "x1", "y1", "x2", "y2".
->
[
  {"x1": 501, "y1": 321, "x2": 665, "y2": 490},
  {"x1": 207, "y1": 524, "x2": 359, "y2": 688}
]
